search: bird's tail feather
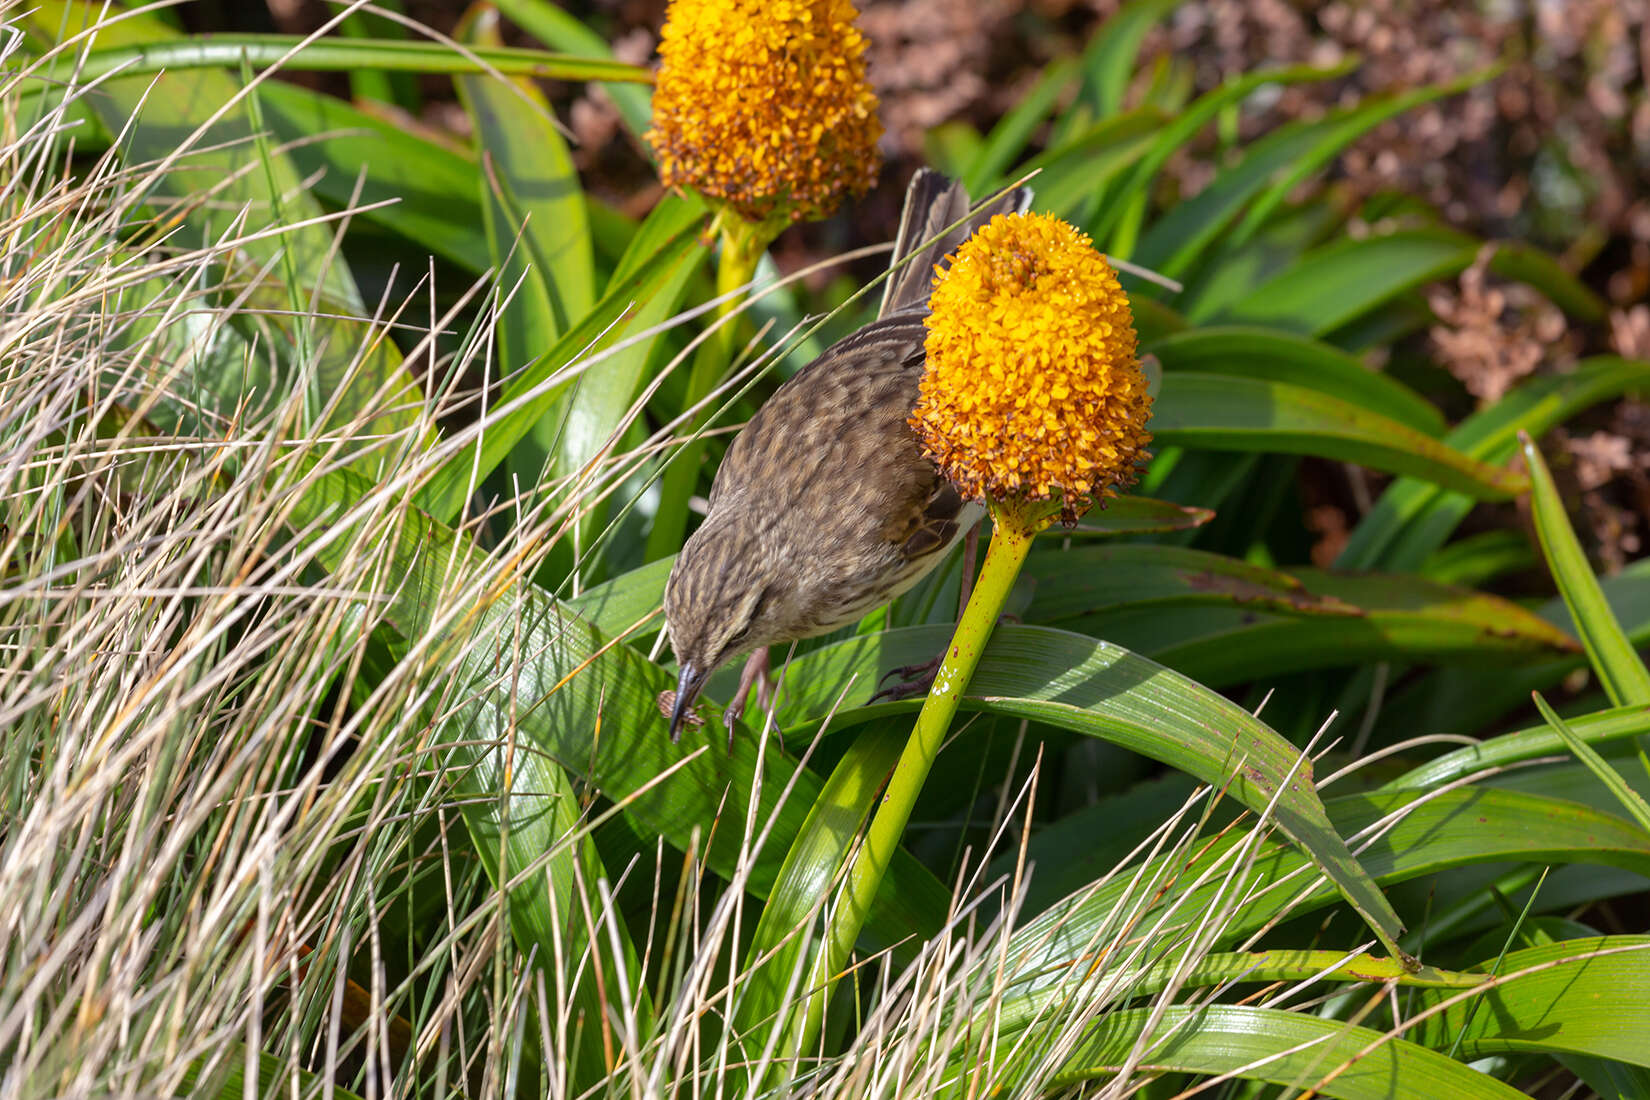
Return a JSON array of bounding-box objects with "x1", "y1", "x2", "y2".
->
[{"x1": 878, "y1": 169, "x2": 1034, "y2": 318}]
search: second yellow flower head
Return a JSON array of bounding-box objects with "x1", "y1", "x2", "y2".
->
[{"x1": 911, "y1": 212, "x2": 1153, "y2": 524}]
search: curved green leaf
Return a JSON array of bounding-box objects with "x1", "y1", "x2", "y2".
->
[
  {"x1": 1153, "y1": 373, "x2": 1527, "y2": 498},
  {"x1": 1406, "y1": 937, "x2": 1650, "y2": 1067},
  {"x1": 764, "y1": 624, "x2": 1405, "y2": 953},
  {"x1": 1022, "y1": 544, "x2": 1363, "y2": 623},
  {"x1": 556, "y1": 196, "x2": 709, "y2": 515},
  {"x1": 1534, "y1": 694, "x2": 1650, "y2": 832},
  {"x1": 258, "y1": 83, "x2": 490, "y2": 273},
  {"x1": 1092, "y1": 59, "x2": 1358, "y2": 248},
  {"x1": 1147, "y1": 326, "x2": 1445, "y2": 435},
  {"x1": 1228, "y1": 69, "x2": 1495, "y2": 248},
  {"x1": 1079, "y1": 570, "x2": 1577, "y2": 686},
  {"x1": 1072, "y1": 0, "x2": 1185, "y2": 122},
  {"x1": 418, "y1": 218, "x2": 706, "y2": 523},
  {"x1": 967, "y1": 55, "x2": 1081, "y2": 194},
  {"x1": 954, "y1": 1004, "x2": 1526, "y2": 1100},
  {"x1": 1488, "y1": 241, "x2": 1606, "y2": 322},
  {"x1": 1068, "y1": 494, "x2": 1215, "y2": 536},
  {"x1": 1022, "y1": 109, "x2": 1164, "y2": 220},
  {"x1": 493, "y1": 0, "x2": 653, "y2": 137},
  {"x1": 459, "y1": 5, "x2": 596, "y2": 336},
  {"x1": 735, "y1": 722, "x2": 907, "y2": 1043},
  {"x1": 1374, "y1": 558, "x2": 1650, "y2": 739}
]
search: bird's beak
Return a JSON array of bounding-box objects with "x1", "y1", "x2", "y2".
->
[{"x1": 669, "y1": 663, "x2": 707, "y2": 743}]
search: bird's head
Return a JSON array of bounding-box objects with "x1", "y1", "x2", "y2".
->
[{"x1": 663, "y1": 510, "x2": 785, "y2": 740}]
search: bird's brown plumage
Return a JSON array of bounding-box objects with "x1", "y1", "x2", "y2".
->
[{"x1": 663, "y1": 170, "x2": 1031, "y2": 738}]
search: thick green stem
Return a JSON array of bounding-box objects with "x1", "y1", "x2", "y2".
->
[
  {"x1": 784, "y1": 499, "x2": 1055, "y2": 1064},
  {"x1": 643, "y1": 216, "x2": 774, "y2": 561}
]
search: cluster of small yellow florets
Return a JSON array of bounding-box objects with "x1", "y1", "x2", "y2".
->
[
  {"x1": 647, "y1": 0, "x2": 882, "y2": 225},
  {"x1": 912, "y1": 212, "x2": 1153, "y2": 523}
]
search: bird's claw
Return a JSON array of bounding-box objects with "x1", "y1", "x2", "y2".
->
[{"x1": 869, "y1": 655, "x2": 944, "y2": 703}]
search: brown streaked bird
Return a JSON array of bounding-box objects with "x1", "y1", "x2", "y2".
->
[{"x1": 664, "y1": 170, "x2": 1033, "y2": 742}]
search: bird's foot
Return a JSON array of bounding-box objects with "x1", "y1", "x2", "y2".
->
[
  {"x1": 870, "y1": 654, "x2": 944, "y2": 703},
  {"x1": 722, "y1": 647, "x2": 775, "y2": 750}
]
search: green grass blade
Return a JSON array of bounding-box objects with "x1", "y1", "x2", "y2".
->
[
  {"x1": 62, "y1": 33, "x2": 651, "y2": 84},
  {"x1": 1522, "y1": 432, "x2": 1650, "y2": 706},
  {"x1": 1533, "y1": 693, "x2": 1650, "y2": 833},
  {"x1": 1388, "y1": 703, "x2": 1650, "y2": 793}
]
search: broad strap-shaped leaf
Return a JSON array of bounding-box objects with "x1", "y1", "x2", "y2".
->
[
  {"x1": 457, "y1": 3, "x2": 596, "y2": 491},
  {"x1": 947, "y1": 1004, "x2": 1528, "y2": 1100},
  {"x1": 1078, "y1": 569, "x2": 1578, "y2": 687},
  {"x1": 763, "y1": 624, "x2": 1407, "y2": 954},
  {"x1": 492, "y1": 0, "x2": 654, "y2": 137},
  {"x1": 996, "y1": 786, "x2": 1650, "y2": 1012},
  {"x1": 1340, "y1": 357, "x2": 1650, "y2": 571},
  {"x1": 1213, "y1": 228, "x2": 1478, "y2": 334},
  {"x1": 1152, "y1": 373, "x2": 1527, "y2": 498},
  {"x1": 1405, "y1": 937, "x2": 1650, "y2": 1067},
  {"x1": 1372, "y1": 557, "x2": 1650, "y2": 739},
  {"x1": 1146, "y1": 325, "x2": 1444, "y2": 435},
  {"x1": 734, "y1": 722, "x2": 909, "y2": 1046},
  {"x1": 1021, "y1": 544, "x2": 1364, "y2": 624},
  {"x1": 554, "y1": 195, "x2": 709, "y2": 521},
  {"x1": 258, "y1": 83, "x2": 490, "y2": 273}
]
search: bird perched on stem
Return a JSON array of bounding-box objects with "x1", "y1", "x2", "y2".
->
[{"x1": 663, "y1": 170, "x2": 1032, "y2": 743}]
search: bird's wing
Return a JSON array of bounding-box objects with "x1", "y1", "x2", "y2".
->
[{"x1": 715, "y1": 313, "x2": 971, "y2": 572}]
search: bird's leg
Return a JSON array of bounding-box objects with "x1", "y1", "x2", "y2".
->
[
  {"x1": 723, "y1": 646, "x2": 774, "y2": 748},
  {"x1": 957, "y1": 525, "x2": 980, "y2": 618},
  {"x1": 872, "y1": 525, "x2": 986, "y2": 704}
]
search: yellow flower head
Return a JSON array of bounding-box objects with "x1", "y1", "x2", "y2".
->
[
  {"x1": 647, "y1": 0, "x2": 882, "y2": 226},
  {"x1": 911, "y1": 212, "x2": 1153, "y2": 523}
]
